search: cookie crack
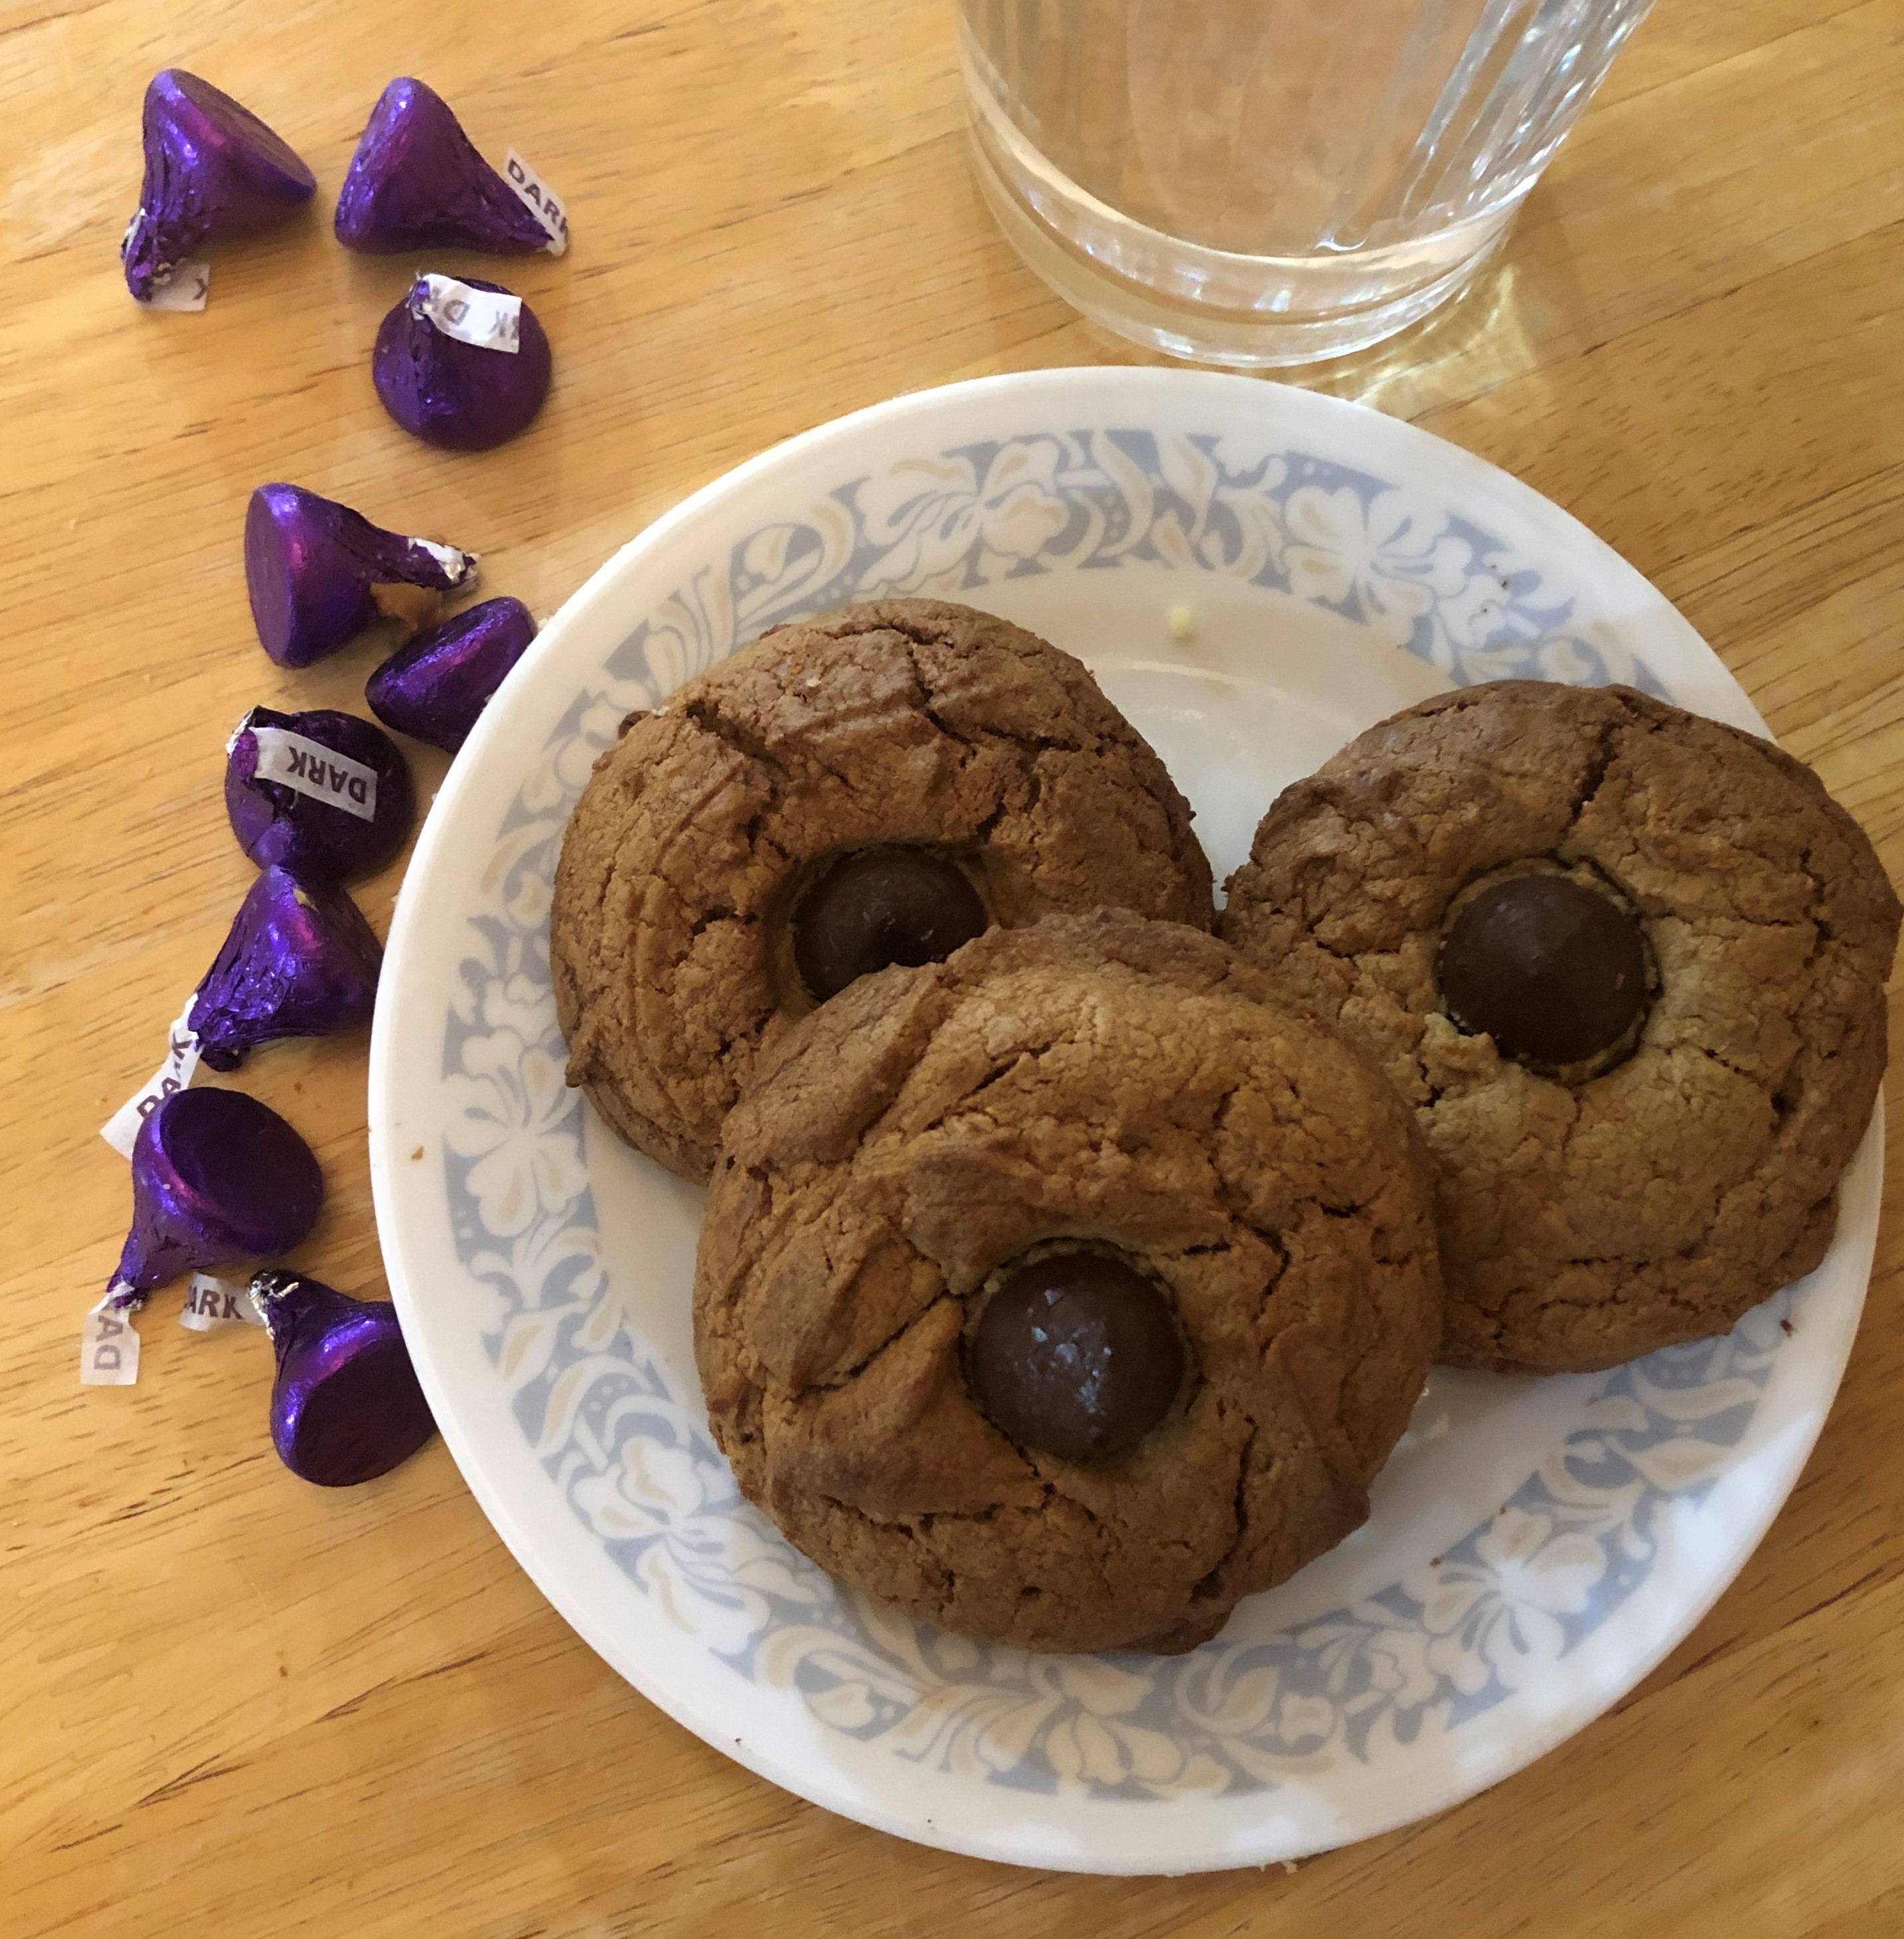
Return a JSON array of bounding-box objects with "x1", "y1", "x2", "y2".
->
[
  {"x1": 1519, "y1": 1146, "x2": 1810, "y2": 1292},
  {"x1": 1209, "y1": 1185, "x2": 1298, "y2": 1271},
  {"x1": 897, "y1": 638, "x2": 981, "y2": 758},
  {"x1": 909, "y1": 1484, "x2": 1056, "y2": 1535},
  {"x1": 969, "y1": 795, "x2": 1013, "y2": 845},
  {"x1": 800, "y1": 1289, "x2": 957, "y2": 1397},
  {"x1": 1687, "y1": 1038, "x2": 1787, "y2": 1107},
  {"x1": 1508, "y1": 1266, "x2": 1717, "y2": 1323},
  {"x1": 916, "y1": 1044, "x2": 1057, "y2": 1134},
  {"x1": 882, "y1": 616, "x2": 1095, "y2": 759},
  {"x1": 1304, "y1": 927, "x2": 1360, "y2": 967},
  {"x1": 1192, "y1": 1411, "x2": 1258, "y2": 1601},
  {"x1": 1563, "y1": 713, "x2": 1626, "y2": 834},
  {"x1": 681, "y1": 695, "x2": 789, "y2": 780},
  {"x1": 1797, "y1": 840, "x2": 1838, "y2": 970},
  {"x1": 681, "y1": 694, "x2": 860, "y2": 795}
]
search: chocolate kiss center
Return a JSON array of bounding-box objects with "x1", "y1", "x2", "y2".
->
[
  {"x1": 1438, "y1": 872, "x2": 1648, "y2": 1070},
  {"x1": 967, "y1": 1251, "x2": 1183, "y2": 1462},
  {"x1": 792, "y1": 846, "x2": 987, "y2": 1002}
]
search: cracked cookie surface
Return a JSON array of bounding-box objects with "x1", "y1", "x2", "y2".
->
[
  {"x1": 1219, "y1": 681, "x2": 1901, "y2": 1374},
  {"x1": 693, "y1": 910, "x2": 1443, "y2": 1654},
  {"x1": 552, "y1": 599, "x2": 1215, "y2": 1181}
]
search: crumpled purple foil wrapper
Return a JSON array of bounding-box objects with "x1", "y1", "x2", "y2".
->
[
  {"x1": 365, "y1": 595, "x2": 537, "y2": 753},
  {"x1": 187, "y1": 865, "x2": 383, "y2": 1071},
  {"x1": 372, "y1": 277, "x2": 552, "y2": 451},
  {"x1": 334, "y1": 77, "x2": 552, "y2": 254},
  {"x1": 108, "y1": 1089, "x2": 323, "y2": 1309},
  {"x1": 245, "y1": 482, "x2": 479, "y2": 668},
  {"x1": 225, "y1": 705, "x2": 415, "y2": 882},
  {"x1": 250, "y1": 1271, "x2": 436, "y2": 1486},
  {"x1": 122, "y1": 69, "x2": 316, "y2": 303}
]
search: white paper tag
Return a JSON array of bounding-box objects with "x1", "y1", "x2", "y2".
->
[
  {"x1": 100, "y1": 999, "x2": 203, "y2": 1158},
  {"x1": 503, "y1": 148, "x2": 569, "y2": 255},
  {"x1": 416, "y1": 274, "x2": 521, "y2": 352},
  {"x1": 179, "y1": 1273, "x2": 266, "y2": 1333},
  {"x1": 249, "y1": 725, "x2": 378, "y2": 821},
  {"x1": 417, "y1": 537, "x2": 477, "y2": 584},
  {"x1": 145, "y1": 261, "x2": 211, "y2": 312},
  {"x1": 122, "y1": 210, "x2": 211, "y2": 311},
  {"x1": 81, "y1": 1296, "x2": 142, "y2": 1386}
]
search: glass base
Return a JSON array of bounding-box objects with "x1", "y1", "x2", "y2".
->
[{"x1": 967, "y1": 115, "x2": 1520, "y2": 371}]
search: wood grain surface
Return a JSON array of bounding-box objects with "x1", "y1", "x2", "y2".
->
[{"x1": 5, "y1": 1, "x2": 1901, "y2": 1932}]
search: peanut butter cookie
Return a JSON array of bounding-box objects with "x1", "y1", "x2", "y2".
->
[
  {"x1": 693, "y1": 910, "x2": 1442, "y2": 1654},
  {"x1": 1221, "y1": 681, "x2": 1899, "y2": 1373},
  {"x1": 552, "y1": 598, "x2": 1213, "y2": 1180}
]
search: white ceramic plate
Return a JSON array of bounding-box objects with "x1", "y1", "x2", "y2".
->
[{"x1": 369, "y1": 368, "x2": 1880, "y2": 1875}]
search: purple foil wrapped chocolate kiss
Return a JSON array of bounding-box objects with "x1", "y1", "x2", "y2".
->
[
  {"x1": 106, "y1": 1089, "x2": 323, "y2": 1311},
  {"x1": 187, "y1": 865, "x2": 383, "y2": 1071},
  {"x1": 121, "y1": 70, "x2": 316, "y2": 303},
  {"x1": 372, "y1": 277, "x2": 552, "y2": 451},
  {"x1": 334, "y1": 77, "x2": 556, "y2": 255},
  {"x1": 250, "y1": 1271, "x2": 436, "y2": 1487},
  {"x1": 365, "y1": 596, "x2": 537, "y2": 753},
  {"x1": 246, "y1": 483, "x2": 479, "y2": 669},
  {"x1": 226, "y1": 706, "x2": 415, "y2": 882}
]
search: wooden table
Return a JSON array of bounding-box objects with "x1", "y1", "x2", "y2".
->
[{"x1": 7, "y1": 1, "x2": 1901, "y2": 1931}]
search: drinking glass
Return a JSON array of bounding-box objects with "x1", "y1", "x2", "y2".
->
[{"x1": 960, "y1": 0, "x2": 1656, "y2": 366}]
